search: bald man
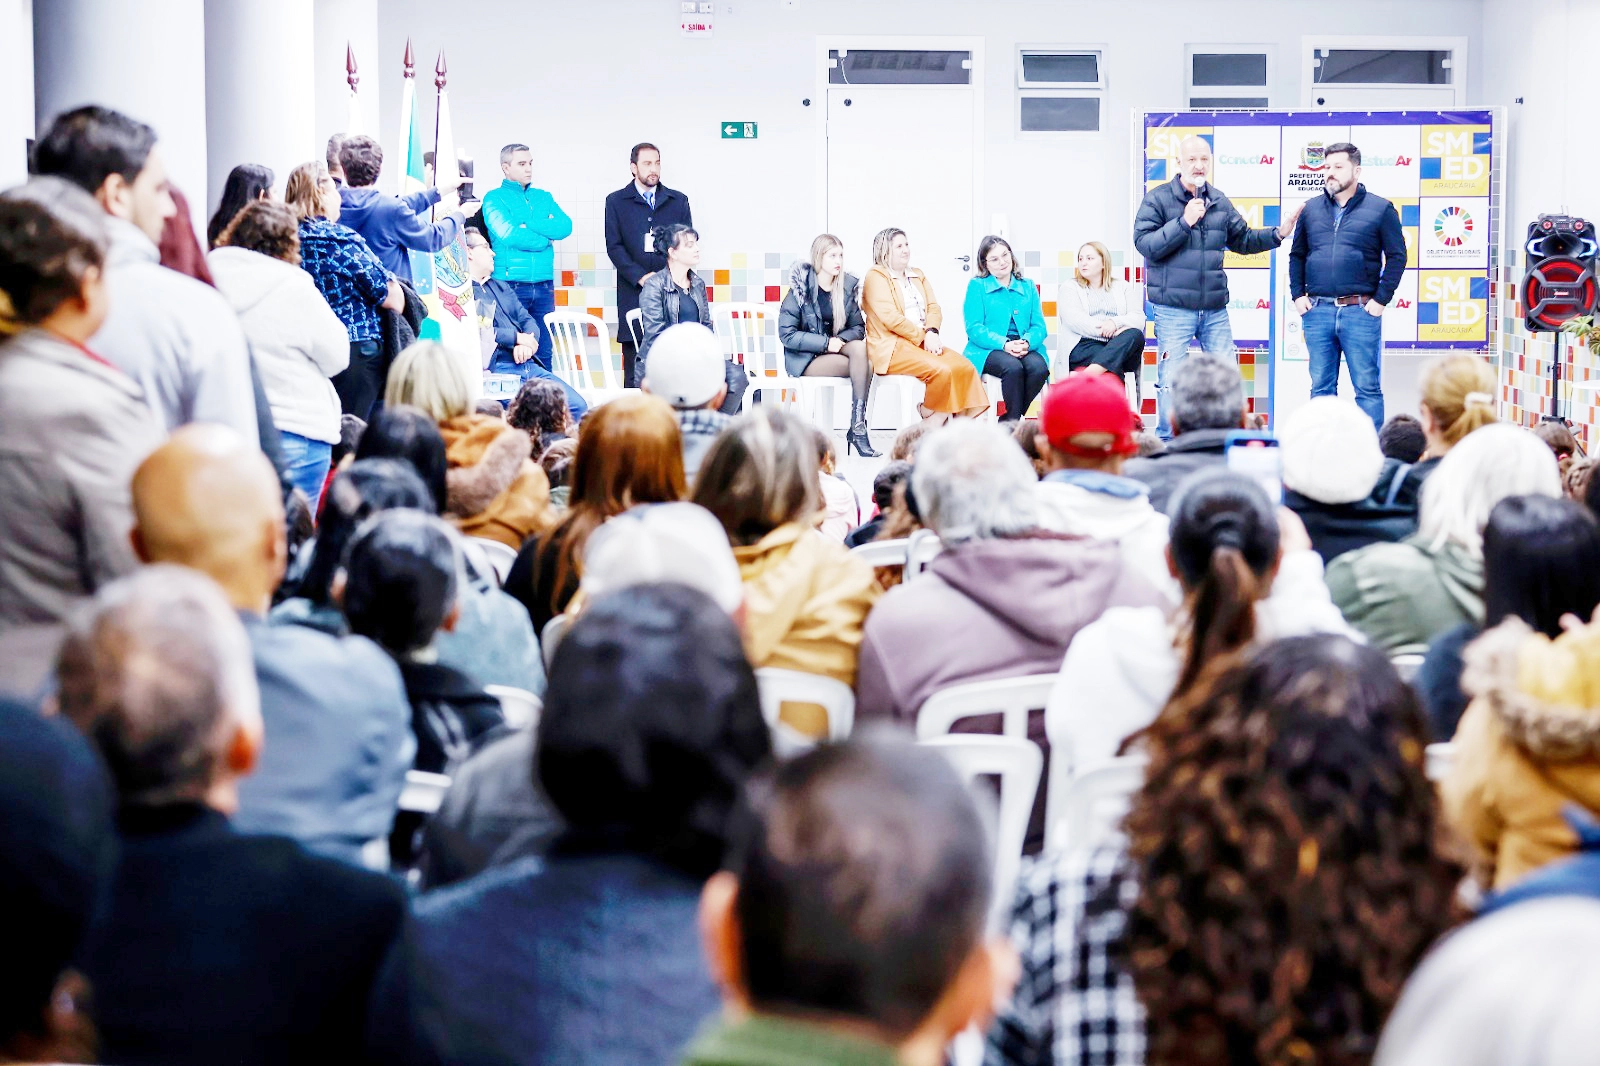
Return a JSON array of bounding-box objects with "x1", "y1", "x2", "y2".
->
[
  {"x1": 131, "y1": 424, "x2": 414, "y2": 865},
  {"x1": 1133, "y1": 134, "x2": 1305, "y2": 439}
]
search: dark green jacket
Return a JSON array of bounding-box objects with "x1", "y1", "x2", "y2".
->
[{"x1": 682, "y1": 1015, "x2": 899, "y2": 1066}]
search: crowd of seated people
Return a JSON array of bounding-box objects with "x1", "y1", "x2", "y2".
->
[{"x1": 8, "y1": 98, "x2": 1600, "y2": 1066}]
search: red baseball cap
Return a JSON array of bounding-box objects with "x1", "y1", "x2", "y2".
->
[{"x1": 1039, "y1": 372, "x2": 1141, "y2": 457}]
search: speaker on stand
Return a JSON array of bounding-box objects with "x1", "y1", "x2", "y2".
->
[{"x1": 1523, "y1": 214, "x2": 1600, "y2": 423}]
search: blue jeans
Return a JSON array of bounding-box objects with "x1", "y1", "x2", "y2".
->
[
  {"x1": 487, "y1": 347, "x2": 589, "y2": 422},
  {"x1": 1150, "y1": 304, "x2": 1236, "y2": 439},
  {"x1": 279, "y1": 431, "x2": 332, "y2": 509},
  {"x1": 510, "y1": 280, "x2": 556, "y2": 368},
  {"x1": 1302, "y1": 299, "x2": 1384, "y2": 427}
]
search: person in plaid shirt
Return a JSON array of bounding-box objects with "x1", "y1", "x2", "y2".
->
[
  {"x1": 284, "y1": 162, "x2": 402, "y2": 420},
  {"x1": 987, "y1": 636, "x2": 1462, "y2": 1066}
]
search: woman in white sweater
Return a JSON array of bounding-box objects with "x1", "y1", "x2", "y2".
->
[
  {"x1": 1056, "y1": 240, "x2": 1146, "y2": 385},
  {"x1": 210, "y1": 199, "x2": 350, "y2": 506},
  {"x1": 1045, "y1": 468, "x2": 1359, "y2": 780}
]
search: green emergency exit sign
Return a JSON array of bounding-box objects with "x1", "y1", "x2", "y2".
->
[{"x1": 721, "y1": 121, "x2": 757, "y2": 139}]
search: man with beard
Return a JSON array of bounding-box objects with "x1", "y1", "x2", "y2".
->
[
  {"x1": 1289, "y1": 142, "x2": 1407, "y2": 427},
  {"x1": 604, "y1": 143, "x2": 693, "y2": 387},
  {"x1": 1134, "y1": 134, "x2": 1302, "y2": 439}
]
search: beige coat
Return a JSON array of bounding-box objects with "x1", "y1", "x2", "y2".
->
[
  {"x1": 1444, "y1": 615, "x2": 1600, "y2": 890},
  {"x1": 733, "y1": 523, "x2": 880, "y2": 735},
  {"x1": 0, "y1": 329, "x2": 164, "y2": 695},
  {"x1": 439, "y1": 414, "x2": 552, "y2": 549}
]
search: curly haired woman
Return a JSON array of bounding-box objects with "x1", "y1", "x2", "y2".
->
[{"x1": 987, "y1": 636, "x2": 1462, "y2": 1066}]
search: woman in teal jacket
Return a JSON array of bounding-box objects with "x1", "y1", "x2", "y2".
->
[{"x1": 963, "y1": 235, "x2": 1049, "y2": 422}]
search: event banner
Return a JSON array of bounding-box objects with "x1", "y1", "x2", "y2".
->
[{"x1": 1142, "y1": 111, "x2": 1496, "y2": 355}]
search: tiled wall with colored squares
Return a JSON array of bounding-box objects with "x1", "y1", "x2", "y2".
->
[{"x1": 1492, "y1": 245, "x2": 1600, "y2": 449}]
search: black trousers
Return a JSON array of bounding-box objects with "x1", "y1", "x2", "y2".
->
[
  {"x1": 980, "y1": 349, "x2": 1050, "y2": 422},
  {"x1": 721, "y1": 359, "x2": 749, "y2": 414},
  {"x1": 332, "y1": 338, "x2": 386, "y2": 421},
  {"x1": 1069, "y1": 330, "x2": 1144, "y2": 377}
]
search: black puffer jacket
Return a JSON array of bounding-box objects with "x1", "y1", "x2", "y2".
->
[
  {"x1": 1288, "y1": 183, "x2": 1407, "y2": 304},
  {"x1": 777, "y1": 261, "x2": 865, "y2": 377},
  {"x1": 1133, "y1": 174, "x2": 1281, "y2": 311}
]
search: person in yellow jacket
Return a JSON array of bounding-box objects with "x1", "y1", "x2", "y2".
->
[
  {"x1": 860, "y1": 227, "x2": 989, "y2": 421},
  {"x1": 1444, "y1": 609, "x2": 1600, "y2": 890},
  {"x1": 692, "y1": 408, "x2": 880, "y2": 737}
]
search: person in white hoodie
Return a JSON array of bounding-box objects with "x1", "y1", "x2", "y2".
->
[
  {"x1": 1032, "y1": 370, "x2": 1178, "y2": 605},
  {"x1": 1045, "y1": 466, "x2": 1359, "y2": 781},
  {"x1": 210, "y1": 200, "x2": 350, "y2": 506}
]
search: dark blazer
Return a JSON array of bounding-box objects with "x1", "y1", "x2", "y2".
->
[
  {"x1": 603, "y1": 182, "x2": 693, "y2": 318},
  {"x1": 82, "y1": 803, "x2": 433, "y2": 1066},
  {"x1": 1133, "y1": 174, "x2": 1281, "y2": 310},
  {"x1": 472, "y1": 278, "x2": 546, "y2": 369},
  {"x1": 1289, "y1": 183, "x2": 1408, "y2": 304}
]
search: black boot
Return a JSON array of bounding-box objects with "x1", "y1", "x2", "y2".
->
[{"x1": 846, "y1": 398, "x2": 879, "y2": 457}]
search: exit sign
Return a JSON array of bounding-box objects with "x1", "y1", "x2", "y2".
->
[{"x1": 721, "y1": 121, "x2": 757, "y2": 139}]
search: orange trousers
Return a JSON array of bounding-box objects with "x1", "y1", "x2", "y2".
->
[{"x1": 883, "y1": 339, "x2": 989, "y2": 414}]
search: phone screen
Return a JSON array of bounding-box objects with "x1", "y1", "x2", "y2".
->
[{"x1": 1224, "y1": 433, "x2": 1282, "y2": 504}]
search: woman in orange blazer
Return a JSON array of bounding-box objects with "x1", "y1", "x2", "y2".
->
[{"x1": 860, "y1": 227, "x2": 989, "y2": 420}]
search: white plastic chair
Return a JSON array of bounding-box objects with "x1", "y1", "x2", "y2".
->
[
  {"x1": 868, "y1": 372, "x2": 925, "y2": 431},
  {"x1": 915, "y1": 672, "x2": 1060, "y2": 742},
  {"x1": 1425, "y1": 742, "x2": 1455, "y2": 783},
  {"x1": 982, "y1": 373, "x2": 1004, "y2": 422},
  {"x1": 1391, "y1": 653, "x2": 1426, "y2": 683},
  {"x1": 755, "y1": 668, "x2": 855, "y2": 756},
  {"x1": 716, "y1": 302, "x2": 846, "y2": 430},
  {"x1": 468, "y1": 536, "x2": 518, "y2": 584},
  {"x1": 625, "y1": 308, "x2": 643, "y2": 350},
  {"x1": 922, "y1": 734, "x2": 1043, "y2": 930},
  {"x1": 486, "y1": 684, "x2": 541, "y2": 730},
  {"x1": 540, "y1": 612, "x2": 569, "y2": 673},
  {"x1": 398, "y1": 770, "x2": 452, "y2": 815},
  {"x1": 848, "y1": 536, "x2": 910, "y2": 568},
  {"x1": 543, "y1": 311, "x2": 634, "y2": 405},
  {"x1": 903, "y1": 529, "x2": 943, "y2": 582},
  {"x1": 1052, "y1": 754, "x2": 1148, "y2": 853}
]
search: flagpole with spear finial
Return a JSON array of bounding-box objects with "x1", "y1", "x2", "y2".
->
[{"x1": 344, "y1": 42, "x2": 364, "y2": 136}]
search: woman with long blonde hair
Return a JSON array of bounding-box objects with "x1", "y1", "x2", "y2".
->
[
  {"x1": 777, "y1": 234, "x2": 876, "y2": 455},
  {"x1": 283, "y1": 160, "x2": 403, "y2": 420},
  {"x1": 1058, "y1": 239, "x2": 1146, "y2": 386}
]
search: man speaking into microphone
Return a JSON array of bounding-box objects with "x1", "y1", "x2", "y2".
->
[{"x1": 1135, "y1": 135, "x2": 1302, "y2": 438}]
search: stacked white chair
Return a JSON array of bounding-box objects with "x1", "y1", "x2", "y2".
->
[
  {"x1": 1050, "y1": 754, "x2": 1148, "y2": 853},
  {"x1": 714, "y1": 302, "x2": 847, "y2": 429},
  {"x1": 468, "y1": 536, "x2": 518, "y2": 583},
  {"x1": 625, "y1": 307, "x2": 644, "y2": 350}
]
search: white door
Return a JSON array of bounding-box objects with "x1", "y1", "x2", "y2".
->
[{"x1": 826, "y1": 85, "x2": 976, "y2": 352}]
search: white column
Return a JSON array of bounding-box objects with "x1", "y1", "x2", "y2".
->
[
  {"x1": 32, "y1": 0, "x2": 209, "y2": 230},
  {"x1": 0, "y1": 0, "x2": 33, "y2": 188},
  {"x1": 314, "y1": 0, "x2": 381, "y2": 146},
  {"x1": 204, "y1": 0, "x2": 317, "y2": 214}
]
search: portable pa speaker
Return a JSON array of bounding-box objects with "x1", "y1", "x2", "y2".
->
[{"x1": 1523, "y1": 214, "x2": 1599, "y2": 332}]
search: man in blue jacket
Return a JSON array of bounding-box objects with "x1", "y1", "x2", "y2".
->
[
  {"x1": 1289, "y1": 142, "x2": 1407, "y2": 428},
  {"x1": 336, "y1": 134, "x2": 464, "y2": 285},
  {"x1": 481, "y1": 143, "x2": 572, "y2": 366},
  {"x1": 1134, "y1": 135, "x2": 1302, "y2": 439},
  {"x1": 605, "y1": 143, "x2": 693, "y2": 387},
  {"x1": 467, "y1": 230, "x2": 587, "y2": 422}
]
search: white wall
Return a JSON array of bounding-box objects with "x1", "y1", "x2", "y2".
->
[
  {"x1": 1478, "y1": 0, "x2": 1600, "y2": 233},
  {"x1": 314, "y1": 0, "x2": 382, "y2": 147},
  {"x1": 369, "y1": 0, "x2": 1483, "y2": 268},
  {"x1": 0, "y1": 0, "x2": 34, "y2": 188}
]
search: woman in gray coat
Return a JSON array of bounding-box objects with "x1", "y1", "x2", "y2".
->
[
  {"x1": 777, "y1": 233, "x2": 876, "y2": 456},
  {"x1": 637, "y1": 223, "x2": 746, "y2": 413}
]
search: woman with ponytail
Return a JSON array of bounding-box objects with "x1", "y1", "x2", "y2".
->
[{"x1": 1044, "y1": 468, "x2": 1356, "y2": 776}]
